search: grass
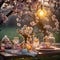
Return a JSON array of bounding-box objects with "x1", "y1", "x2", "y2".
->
[
  {"x1": 53, "y1": 32, "x2": 60, "y2": 43},
  {"x1": 0, "y1": 27, "x2": 24, "y2": 42}
]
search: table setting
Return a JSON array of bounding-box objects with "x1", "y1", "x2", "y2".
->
[{"x1": 0, "y1": 34, "x2": 60, "y2": 58}]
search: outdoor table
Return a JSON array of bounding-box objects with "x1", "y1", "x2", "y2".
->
[
  {"x1": 0, "y1": 45, "x2": 60, "y2": 60},
  {"x1": 0, "y1": 49, "x2": 37, "y2": 60},
  {"x1": 0, "y1": 51, "x2": 33, "y2": 60}
]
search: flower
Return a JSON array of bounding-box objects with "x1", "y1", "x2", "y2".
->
[
  {"x1": 30, "y1": 21, "x2": 36, "y2": 26},
  {"x1": 17, "y1": 23, "x2": 21, "y2": 27},
  {"x1": 16, "y1": 18, "x2": 19, "y2": 22}
]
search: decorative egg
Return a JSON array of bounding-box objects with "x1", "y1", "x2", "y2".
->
[
  {"x1": 26, "y1": 44, "x2": 32, "y2": 50},
  {"x1": 1, "y1": 47, "x2": 5, "y2": 51},
  {"x1": 1, "y1": 44, "x2": 5, "y2": 51},
  {"x1": 22, "y1": 49, "x2": 28, "y2": 54}
]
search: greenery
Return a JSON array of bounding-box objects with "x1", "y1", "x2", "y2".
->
[
  {"x1": 53, "y1": 32, "x2": 60, "y2": 43},
  {"x1": 0, "y1": 27, "x2": 24, "y2": 42},
  {"x1": 2, "y1": 55, "x2": 60, "y2": 60}
]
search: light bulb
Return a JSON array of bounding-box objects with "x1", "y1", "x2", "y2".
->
[{"x1": 39, "y1": 10, "x2": 44, "y2": 16}]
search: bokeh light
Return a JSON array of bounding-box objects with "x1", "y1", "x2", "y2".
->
[{"x1": 36, "y1": 8, "x2": 47, "y2": 18}]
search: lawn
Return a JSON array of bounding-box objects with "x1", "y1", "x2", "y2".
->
[{"x1": 0, "y1": 27, "x2": 24, "y2": 42}]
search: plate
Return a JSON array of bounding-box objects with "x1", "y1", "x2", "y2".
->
[{"x1": 36, "y1": 48, "x2": 55, "y2": 52}]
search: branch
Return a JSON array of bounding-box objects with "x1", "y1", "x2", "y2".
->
[
  {"x1": 0, "y1": 0, "x2": 4, "y2": 8},
  {"x1": 6, "y1": 10, "x2": 13, "y2": 17}
]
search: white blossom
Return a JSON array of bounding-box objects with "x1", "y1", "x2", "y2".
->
[
  {"x1": 17, "y1": 23, "x2": 21, "y2": 27},
  {"x1": 30, "y1": 21, "x2": 36, "y2": 26}
]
